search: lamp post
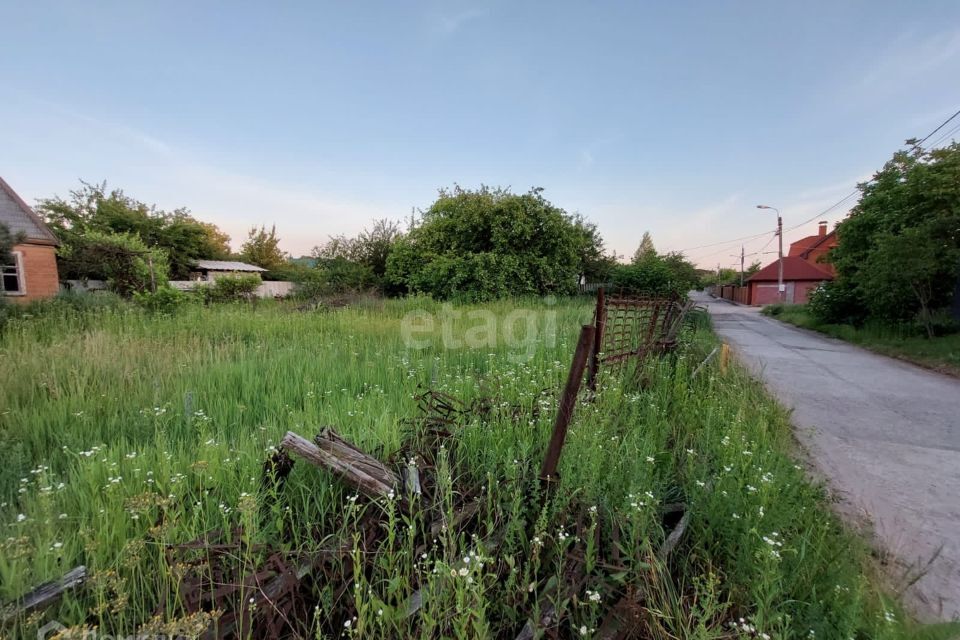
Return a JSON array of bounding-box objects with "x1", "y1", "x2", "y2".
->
[{"x1": 756, "y1": 205, "x2": 783, "y2": 301}]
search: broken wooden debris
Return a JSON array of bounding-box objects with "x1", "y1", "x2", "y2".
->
[
  {"x1": 1, "y1": 565, "x2": 87, "y2": 621},
  {"x1": 280, "y1": 430, "x2": 398, "y2": 500}
]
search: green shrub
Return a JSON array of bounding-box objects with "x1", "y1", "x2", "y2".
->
[
  {"x1": 763, "y1": 303, "x2": 787, "y2": 317},
  {"x1": 385, "y1": 186, "x2": 595, "y2": 300},
  {"x1": 610, "y1": 259, "x2": 683, "y2": 297},
  {"x1": 807, "y1": 280, "x2": 865, "y2": 325},
  {"x1": 58, "y1": 230, "x2": 169, "y2": 297},
  {"x1": 133, "y1": 286, "x2": 190, "y2": 313},
  {"x1": 198, "y1": 275, "x2": 262, "y2": 303}
]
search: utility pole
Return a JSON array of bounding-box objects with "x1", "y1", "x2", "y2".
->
[
  {"x1": 730, "y1": 246, "x2": 745, "y2": 287},
  {"x1": 757, "y1": 205, "x2": 784, "y2": 302},
  {"x1": 776, "y1": 216, "x2": 783, "y2": 301},
  {"x1": 740, "y1": 245, "x2": 747, "y2": 287}
]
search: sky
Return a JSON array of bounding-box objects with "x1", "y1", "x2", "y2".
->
[{"x1": 2, "y1": 1, "x2": 960, "y2": 269}]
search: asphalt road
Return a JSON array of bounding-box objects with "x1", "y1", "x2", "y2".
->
[{"x1": 692, "y1": 291, "x2": 960, "y2": 620}]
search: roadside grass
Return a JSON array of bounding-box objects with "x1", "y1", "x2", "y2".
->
[
  {"x1": 0, "y1": 299, "x2": 955, "y2": 638},
  {"x1": 762, "y1": 304, "x2": 960, "y2": 377}
]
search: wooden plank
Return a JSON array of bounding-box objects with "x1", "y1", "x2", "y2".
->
[
  {"x1": 280, "y1": 431, "x2": 398, "y2": 499},
  {"x1": 1, "y1": 565, "x2": 87, "y2": 620}
]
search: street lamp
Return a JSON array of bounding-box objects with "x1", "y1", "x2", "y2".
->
[{"x1": 756, "y1": 205, "x2": 784, "y2": 301}]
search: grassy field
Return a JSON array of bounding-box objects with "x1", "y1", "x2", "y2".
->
[
  {"x1": 1, "y1": 298, "x2": 954, "y2": 639},
  {"x1": 762, "y1": 304, "x2": 960, "y2": 377}
]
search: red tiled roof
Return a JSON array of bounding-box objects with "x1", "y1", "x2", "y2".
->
[
  {"x1": 747, "y1": 256, "x2": 833, "y2": 282},
  {"x1": 788, "y1": 230, "x2": 837, "y2": 259},
  {"x1": 788, "y1": 234, "x2": 822, "y2": 257}
]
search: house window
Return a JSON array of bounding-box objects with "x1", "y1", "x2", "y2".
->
[{"x1": 2, "y1": 251, "x2": 25, "y2": 295}]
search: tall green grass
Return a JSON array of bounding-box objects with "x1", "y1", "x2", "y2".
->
[{"x1": 0, "y1": 299, "x2": 952, "y2": 638}]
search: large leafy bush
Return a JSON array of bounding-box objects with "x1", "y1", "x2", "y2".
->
[{"x1": 386, "y1": 186, "x2": 607, "y2": 300}]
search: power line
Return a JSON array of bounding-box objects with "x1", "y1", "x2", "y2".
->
[
  {"x1": 913, "y1": 108, "x2": 960, "y2": 150},
  {"x1": 782, "y1": 108, "x2": 960, "y2": 234},
  {"x1": 688, "y1": 229, "x2": 776, "y2": 261},
  {"x1": 750, "y1": 232, "x2": 777, "y2": 256},
  {"x1": 675, "y1": 229, "x2": 776, "y2": 253},
  {"x1": 781, "y1": 190, "x2": 860, "y2": 233},
  {"x1": 679, "y1": 106, "x2": 960, "y2": 257},
  {"x1": 926, "y1": 120, "x2": 960, "y2": 150}
]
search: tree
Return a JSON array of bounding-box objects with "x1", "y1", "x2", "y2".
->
[
  {"x1": 572, "y1": 215, "x2": 618, "y2": 283},
  {"x1": 59, "y1": 230, "x2": 169, "y2": 297},
  {"x1": 631, "y1": 231, "x2": 656, "y2": 264},
  {"x1": 313, "y1": 218, "x2": 404, "y2": 283},
  {"x1": 1, "y1": 222, "x2": 24, "y2": 266},
  {"x1": 827, "y1": 142, "x2": 960, "y2": 328},
  {"x1": 861, "y1": 227, "x2": 954, "y2": 337},
  {"x1": 385, "y1": 186, "x2": 603, "y2": 300},
  {"x1": 240, "y1": 225, "x2": 288, "y2": 273},
  {"x1": 36, "y1": 181, "x2": 233, "y2": 280},
  {"x1": 612, "y1": 251, "x2": 699, "y2": 297}
]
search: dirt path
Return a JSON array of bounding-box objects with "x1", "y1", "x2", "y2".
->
[{"x1": 693, "y1": 292, "x2": 960, "y2": 620}]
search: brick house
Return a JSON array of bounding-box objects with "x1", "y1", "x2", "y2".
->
[
  {"x1": 746, "y1": 256, "x2": 834, "y2": 305},
  {"x1": 787, "y1": 220, "x2": 838, "y2": 275},
  {"x1": 745, "y1": 221, "x2": 837, "y2": 305},
  {"x1": 1, "y1": 177, "x2": 60, "y2": 303}
]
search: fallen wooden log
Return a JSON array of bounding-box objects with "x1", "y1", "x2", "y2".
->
[
  {"x1": 1, "y1": 565, "x2": 87, "y2": 621},
  {"x1": 280, "y1": 430, "x2": 399, "y2": 500}
]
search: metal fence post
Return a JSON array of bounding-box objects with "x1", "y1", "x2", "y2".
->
[{"x1": 540, "y1": 325, "x2": 596, "y2": 483}]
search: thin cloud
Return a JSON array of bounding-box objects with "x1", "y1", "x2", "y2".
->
[
  {"x1": 27, "y1": 98, "x2": 401, "y2": 255},
  {"x1": 857, "y1": 28, "x2": 960, "y2": 90},
  {"x1": 431, "y1": 8, "x2": 486, "y2": 35}
]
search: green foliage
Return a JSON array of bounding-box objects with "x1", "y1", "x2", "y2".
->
[
  {"x1": 631, "y1": 230, "x2": 656, "y2": 264},
  {"x1": 828, "y1": 143, "x2": 960, "y2": 333},
  {"x1": 698, "y1": 267, "x2": 740, "y2": 290},
  {"x1": 0, "y1": 222, "x2": 25, "y2": 266},
  {"x1": 58, "y1": 230, "x2": 169, "y2": 297},
  {"x1": 315, "y1": 219, "x2": 403, "y2": 279},
  {"x1": 386, "y1": 186, "x2": 605, "y2": 300},
  {"x1": 807, "y1": 280, "x2": 864, "y2": 325},
  {"x1": 611, "y1": 252, "x2": 699, "y2": 297},
  {"x1": 36, "y1": 181, "x2": 232, "y2": 280},
  {"x1": 0, "y1": 222, "x2": 25, "y2": 321},
  {"x1": 311, "y1": 219, "x2": 404, "y2": 293},
  {"x1": 198, "y1": 274, "x2": 262, "y2": 303},
  {"x1": 240, "y1": 225, "x2": 288, "y2": 275},
  {"x1": 574, "y1": 215, "x2": 618, "y2": 283},
  {"x1": 133, "y1": 286, "x2": 191, "y2": 313}
]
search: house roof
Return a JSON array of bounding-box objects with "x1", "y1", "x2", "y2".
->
[
  {"x1": 193, "y1": 260, "x2": 267, "y2": 272},
  {"x1": 788, "y1": 230, "x2": 837, "y2": 259},
  {"x1": 747, "y1": 256, "x2": 833, "y2": 283},
  {"x1": 0, "y1": 176, "x2": 59, "y2": 246}
]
